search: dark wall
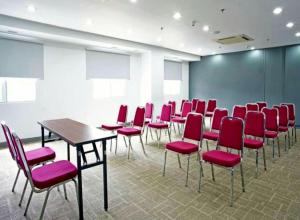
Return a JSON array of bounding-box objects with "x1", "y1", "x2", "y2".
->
[{"x1": 189, "y1": 44, "x2": 300, "y2": 126}]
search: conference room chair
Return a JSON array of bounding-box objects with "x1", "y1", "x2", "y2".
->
[
  {"x1": 199, "y1": 117, "x2": 245, "y2": 207},
  {"x1": 257, "y1": 102, "x2": 267, "y2": 111},
  {"x1": 1, "y1": 122, "x2": 56, "y2": 206},
  {"x1": 175, "y1": 99, "x2": 188, "y2": 117},
  {"x1": 192, "y1": 98, "x2": 199, "y2": 111},
  {"x1": 203, "y1": 108, "x2": 228, "y2": 151},
  {"x1": 101, "y1": 105, "x2": 128, "y2": 154},
  {"x1": 281, "y1": 103, "x2": 297, "y2": 144},
  {"x1": 232, "y1": 105, "x2": 247, "y2": 120},
  {"x1": 205, "y1": 99, "x2": 217, "y2": 123},
  {"x1": 195, "y1": 100, "x2": 206, "y2": 116},
  {"x1": 147, "y1": 104, "x2": 172, "y2": 147},
  {"x1": 117, "y1": 106, "x2": 146, "y2": 159},
  {"x1": 11, "y1": 132, "x2": 78, "y2": 220},
  {"x1": 168, "y1": 101, "x2": 176, "y2": 118},
  {"x1": 246, "y1": 103, "x2": 259, "y2": 112},
  {"x1": 145, "y1": 102, "x2": 154, "y2": 124},
  {"x1": 243, "y1": 111, "x2": 266, "y2": 177},
  {"x1": 262, "y1": 107, "x2": 280, "y2": 158},
  {"x1": 163, "y1": 113, "x2": 204, "y2": 187},
  {"x1": 274, "y1": 105, "x2": 290, "y2": 150},
  {"x1": 171, "y1": 101, "x2": 192, "y2": 134}
]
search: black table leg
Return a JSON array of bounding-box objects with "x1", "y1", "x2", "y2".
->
[
  {"x1": 102, "y1": 140, "x2": 108, "y2": 211},
  {"x1": 41, "y1": 126, "x2": 45, "y2": 147},
  {"x1": 76, "y1": 145, "x2": 84, "y2": 220},
  {"x1": 67, "y1": 143, "x2": 70, "y2": 161}
]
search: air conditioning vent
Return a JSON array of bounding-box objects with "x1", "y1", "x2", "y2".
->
[{"x1": 216, "y1": 34, "x2": 254, "y2": 44}]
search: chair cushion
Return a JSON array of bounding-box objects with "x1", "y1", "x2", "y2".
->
[
  {"x1": 117, "y1": 127, "x2": 142, "y2": 136},
  {"x1": 265, "y1": 130, "x2": 278, "y2": 139},
  {"x1": 32, "y1": 160, "x2": 77, "y2": 189},
  {"x1": 244, "y1": 138, "x2": 264, "y2": 149},
  {"x1": 171, "y1": 117, "x2": 186, "y2": 124},
  {"x1": 289, "y1": 120, "x2": 295, "y2": 127},
  {"x1": 145, "y1": 120, "x2": 150, "y2": 125},
  {"x1": 203, "y1": 131, "x2": 219, "y2": 141},
  {"x1": 205, "y1": 112, "x2": 213, "y2": 117},
  {"x1": 26, "y1": 147, "x2": 56, "y2": 166},
  {"x1": 279, "y1": 126, "x2": 288, "y2": 132},
  {"x1": 148, "y1": 122, "x2": 169, "y2": 129},
  {"x1": 166, "y1": 141, "x2": 198, "y2": 154},
  {"x1": 202, "y1": 150, "x2": 241, "y2": 167},
  {"x1": 101, "y1": 124, "x2": 123, "y2": 131},
  {"x1": 175, "y1": 113, "x2": 181, "y2": 117}
]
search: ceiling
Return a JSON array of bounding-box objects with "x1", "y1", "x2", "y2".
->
[{"x1": 0, "y1": 0, "x2": 300, "y2": 56}]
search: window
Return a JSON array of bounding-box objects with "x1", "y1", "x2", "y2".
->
[
  {"x1": 164, "y1": 80, "x2": 181, "y2": 95},
  {"x1": 0, "y1": 78, "x2": 37, "y2": 103},
  {"x1": 93, "y1": 79, "x2": 127, "y2": 99}
]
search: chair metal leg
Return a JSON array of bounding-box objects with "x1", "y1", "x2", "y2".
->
[
  {"x1": 139, "y1": 135, "x2": 147, "y2": 156},
  {"x1": 155, "y1": 129, "x2": 160, "y2": 147},
  {"x1": 167, "y1": 128, "x2": 171, "y2": 142},
  {"x1": 127, "y1": 137, "x2": 131, "y2": 159},
  {"x1": 110, "y1": 139, "x2": 112, "y2": 152},
  {"x1": 72, "y1": 179, "x2": 79, "y2": 208},
  {"x1": 198, "y1": 160, "x2": 203, "y2": 192},
  {"x1": 294, "y1": 127, "x2": 297, "y2": 142},
  {"x1": 19, "y1": 179, "x2": 28, "y2": 206},
  {"x1": 255, "y1": 150, "x2": 259, "y2": 178},
  {"x1": 272, "y1": 139, "x2": 275, "y2": 159},
  {"x1": 185, "y1": 155, "x2": 190, "y2": 187},
  {"x1": 115, "y1": 136, "x2": 118, "y2": 155},
  {"x1": 145, "y1": 126, "x2": 149, "y2": 144},
  {"x1": 150, "y1": 127, "x2": 154, "y2": 140},
  {"x1": 206, "y1": 140, "x2": 209, "y2": 151},
  {"x1": 39, "y1": 190, "x2": 51, "y2": 220},
  {"x1": 277, "y1": 137, "x2": 281, "y2": 157},
  {"x1": 177, "y1": 123, "x2": 180, "y2": 135},
  {"x1": 63, "y1": 184, "x2": 68, "y2": 200},
  {"x1": 211, "y1": 164, "x2": 215, "y2": 181},
  {"x1": 291, "y1": 128, "x2": 294, "y2": 146},
  {"x1": 24, "y1": 189, "x2": 33, "y2": 216},
  {"x1": 288, "y1": 131, "x2": 291, "y2": 148},
  {"x1": 12, "y1": 168, "x2": 21, "y2": 192},
  {"x1": 230, "y1": 168, "x2": 234, "y2": 207},
  {"x1": 240, "y1": 163, "x2": 245, "y2": 192},
  {"x1": 262, "y1": 147, "x2": 267, "y2": 171},
  {"x1": 123, "y1": 136, "x2": 128, "y2": 148},
  {"x1": 284, "y1": 134, "x2": 287, "y2": 152},
  {"x1": 177, "y1": 154, "x2": 182, "y2": 168},
  {"x1": 163, "y1": 150, "x2": 167, "y2": 176}
]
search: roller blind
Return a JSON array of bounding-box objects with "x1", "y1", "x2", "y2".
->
[
  {"x1": 86, "y1": 50, "x2": 130, "y2": 79},
  {"x1": 164, "y1": 60, "x2": 182, "y2": 80},
  {"x1": 0, "y1": 38, "x2": 44, "y2": 79}
]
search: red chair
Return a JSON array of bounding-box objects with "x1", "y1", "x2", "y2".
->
[
  {"x1": 203, "y1": 108, "x2": 228, "y2": 150},
  {"x1": 262, "y1": 108, "x2": 280, "y2": 158},
  {"x1": 232, "y1": 105, "x2": 247, "y2": 120},
  {"x1": 11, "y1": 132, "x2": 78, "y2": 220},
  {"x1": 282, "y1": 103, "x2": 296, "y2": 144},
  {"x1": 192, "y1": 98, "x2": 199, "y2": 111},
  {"x1": 163, "y1": 113, "x2": 204, "y2": 186},
  {"x1": 274, "y1": 105, "x2": 290, "y2": 150},
  {"x1": 257, "y1": 102, "x2": 267, "y2": 111},
  {"x1": 168, "y1": 101, "x2": 176, "y2": 117},
  {"x1": 199, "y1": 117, "x2": 245, "y2": 206},
  {"x1": 145, "y1": 102, "x2": 154, "y2": 124},
  {"x1": 175, "y1": 99, "x2": 188, "y2": 117},
  {"x1": 148, "y1": 104, "x2": 172, "y2": 147},
  {"x1": 195, "y1": 100, "x2": 206, "y2": 116},
  {"x1": 243, "y1": 111, "x2": 266, "y2": 177},
  {"x1": 1, "y1": 121, "x2": 56, "y2": 206},
  {"x1": 101, "y1": 105, "x2": 128, "y2": 154},
  {"x1": 117, "y1": 107, "x2": 146, "y2": 159},
  {"x1": 205, "y1": 99, "x2": 217, "y2": 120},
  {"x1": 246, "y1": 103, "x2": 259, "y2": 112},
  {"x1": 171, "y1": 102, "x2": 192, "y2": 134}
]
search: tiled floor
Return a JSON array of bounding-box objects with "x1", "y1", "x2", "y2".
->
[{"x1": 0, "y1": 128, "x2": 299, "y2": 220}]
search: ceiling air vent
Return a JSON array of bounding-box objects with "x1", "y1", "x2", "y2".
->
[{"x1": 216, "y1": 34, "x2": 254, "y2": 45}]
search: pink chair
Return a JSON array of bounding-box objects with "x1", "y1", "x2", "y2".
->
[
  {"x1": 148, "y1": 104, "x2": 172, "y2": 147},
  {"x1": 205, "y1": 99, "x2": 217, "y2": 120},
  {"x1": 171, "y1": 102, "x2": 192, "y2": 134},
  {"x1": 257, "y1": 102, "x2": 267, "y2": 111},
  {"x1": 145, "y1": 102, "x2": 154, "y2": 124},
  {"x1": 168, "y1": 101, "x2": 176, "y2": 118},
  {"x1": 175, "y1": 99, "x2": 188, "y2": 117},
  {"x1": 11, "y1": 132, "x2": 78, "y2": 219},
  {"x1": 1, "y1": 121, "x2": 56, "y2": 206},
  {"x1": 281, "y1": 103, "x2": 296, "y2": 144},
  {"x1": 163, "y1": 113, "x2": 204, "y2": 186},
  {"x1": 246, "y1": 103, "x2": 259, "y2": 112},
  {"x1": 117, "y1": 107, "x2": 146, "y2": 159},
  {"x1": 195, "y1": 100, "x2": 206, "y2": 115},
  {"x1": 232, "y1": 105, "x2": 247, "y2": 120},
  {"x1": 192, "y1": 98, "x2": 199, "y2": 111},
  {"x1": 203, "y1": 108, "x2": 228, "y2": 150},
  {"x1": 274, "y1": 105, "x2": 290, "y2": 150},
  {"x1": 200, "y1": 117, "x2": 245, "y2": 206},
  {"x1": 243, "y1": 111, "x2": 266, "y2": 177}
]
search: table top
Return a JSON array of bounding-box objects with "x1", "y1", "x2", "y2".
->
[{"x1": 38, "y1": 118, "x2": 117, "y2": 146}]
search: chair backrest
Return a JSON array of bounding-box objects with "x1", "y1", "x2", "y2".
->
[
  {"x1": 180, "y1": 99, "x2": 188, "y2": 111},
  {"x1": 160, "y1": 104, "x2": 172, "y2": 122},
  {"x1": 232, "y1": 105, "x2": 247, "y2": 120},
  {"x1": 281, "y1": 103, "x2": 295, "y2": 121},
  {"x1": 262, "y1": 107, "x2": 278, "y2": 132},
  {"x1": 1, "y1": 121, "x2": 17, "y2": 160},
  {"x1": 244, "y1": 111, "x2": 265, "y2": 138},
  {"x1": 195, "y1": 100, "x2": 206, "y2": 115},
  {"x1": 168, "y1": 101, "x2": 176, "y2": 116},
  {"x1": 145, "y1": 103, "x2": 154, "y2": 119},
  {"x1": 207, "y1": 99, "x2": 217, "y2": 112},
  {"x1": 117, "y1": 105, "x2": 128, "y2": 124},
  {"x1": 218, "y1": 117, "x2": 244, "y2": 151},
  {"x1": 183, "y1": 113, "x2": 204, "y2": 142},
  {"x1": 211, "y1": 108, "x2": 228, "y2": 131},
  {"x1": 274, "y1": 105, "x2": 289, "y2": 127},
  {"x1": 192, "y1": 99, "x2": 198, "y2": 111},
  {"x1": 181, "y1": 101, "x2": 192, "y2": 117},
  {"x1": 246, "y1": 103, "x2": 259, "y2": 112},
  {"x1": 257, "y1": 102, "x2": 267, "y2": 111},
  {"x1": 133, "y1": 106, "x2": 145, "y2": 128}
]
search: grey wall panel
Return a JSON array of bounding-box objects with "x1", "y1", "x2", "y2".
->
[{"x1": 164, "y1": 60, "x2": 182, "y2": 80}]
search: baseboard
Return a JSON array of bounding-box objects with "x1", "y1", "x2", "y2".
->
[{"x1": 0, "y1": 136, "x2": 41, "y2": 148}]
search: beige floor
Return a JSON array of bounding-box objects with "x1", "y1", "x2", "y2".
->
[{"x1": 0, "y1": 128, "x2": 299, "y2": 220}]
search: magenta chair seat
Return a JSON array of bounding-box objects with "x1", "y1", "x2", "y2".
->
[
  {"x1": 279, "y1": 126, "x2": 288, "y2": 132},
  {"x1": 26, "y1": 147, "x2": 56, "y2": 166},
  {"x1": 166, "y1": 141, "x2": 198, "y2": 154},
  {"x1": 265, "y1": 130, "x2": 278, "y2": 138},
  {"x1": 101, "y1": 124, "x2": 123, "y2": 131},
  {"x1": 244, "y1": 138, "x2": 264, "y2": 149},
  {"x1": 205, "y1": 111, "x2": 213, "y2": 117},
  {"x1": 203, "y1": 131, "x2": 219, "y2": 141},
  {"x1": 32, "y1": 160, "x2": 77, "y2": 189},
  {"x1": 171, "y1": 117, "x2": 186, "y2": 124},
  {"x1": 289, "y1": 120, "x2": 295, "y2": 127},
  {"x1": 202, "y1": 150, "x2": 241, "y2": 167},
  {"x1": 117, "y1": 127, "x2": 142, "y2": 136},
  {"x1": 148, "y1": 122, "x2": 169, "y2": 129}
]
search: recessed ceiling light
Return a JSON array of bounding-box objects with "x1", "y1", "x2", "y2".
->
[
  {"x1": 180, "y1": 43, "x2": 184, "y2": 48},
  {"x1": 86, "y1": 19, "x2": 93, "y2": 26},
  {"x1": 198, "y1": 48, "x2": 202, "y2": 52},
  {"x1": 295, "y1": 32, "x2": 300, "y2": 37},
  {"x1": 273, "y1": 7, "x2": 282, "y2": 15},
  {"x1": 27, "y1": 4, "x2": 36, "y2": 13},
  {"x1": 203, "y1": 25, "x2": 210, "y2": 32},
  {"x1": 130, "y1": 0, "x2": 138, "y2": 3},
  {"x1": 212, "y1": 52, "x2": 216, "y2": 55},
  {"x1": 286, "y1": 22, "x2": 294, "y2": 28},
  {"x1": 250, "y1": 46, "x2": 255, "y2": 50},
  {"x1": 127, "y1": 28, "x2": 132, "y2": 35},
  {"x1": 157, "y1": 37, "x2": 162, "y2": 42},
  {"x1": 173, "y1": 12, "x2": 182, "y2": 20}
]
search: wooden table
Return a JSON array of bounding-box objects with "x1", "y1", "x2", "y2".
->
[{"x1": 38, "y1": 118, "x2": 117, "y2": 220}]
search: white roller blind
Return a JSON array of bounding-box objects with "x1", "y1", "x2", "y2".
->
[
  {"x1": 86, "y1": 50, "x2": 130, "y2": 79},
  {"x1": 164, "y1": 60, "x2": 182, "y2": 80},
  {"x1": 0, "y1": 38, "x2": 44, "y2": 79}
]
